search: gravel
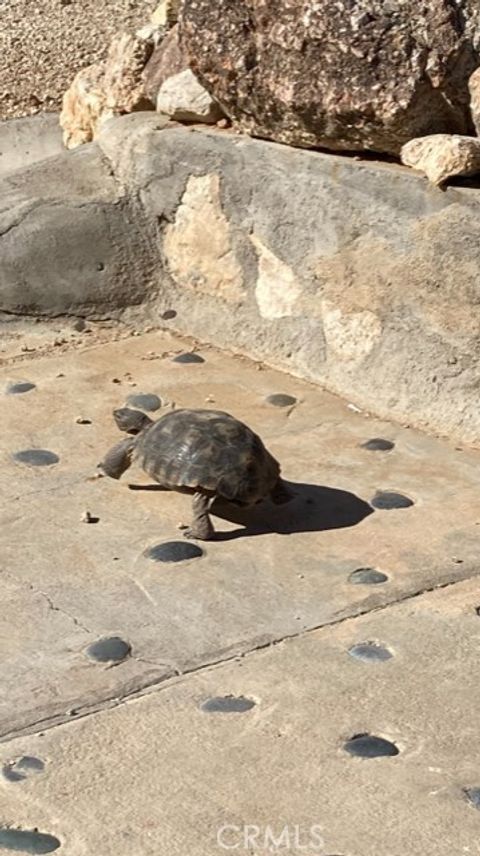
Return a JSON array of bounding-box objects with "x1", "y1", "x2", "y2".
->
[{"x1": 0, "y1": 0, "x2": 155, "y2": 120}]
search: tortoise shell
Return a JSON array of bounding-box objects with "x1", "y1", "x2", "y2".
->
[{"x1": 134, "y1": 409, "x2": 280, "y2": 505}]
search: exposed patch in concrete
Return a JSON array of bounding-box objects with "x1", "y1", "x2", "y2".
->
[
  {"x1": 163, "y1": 173, "x2": 245, "y2": 302},
  {"x1": 250, "y1": 233, "x2": 302, "y2": 319},
  {"x1": 322, "y1": 299, "x2": 382, "y2": 363}
]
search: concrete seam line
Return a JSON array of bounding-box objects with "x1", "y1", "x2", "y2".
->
[{"x1": 0, "y1": 565, "x2": 477, "y2": 745}]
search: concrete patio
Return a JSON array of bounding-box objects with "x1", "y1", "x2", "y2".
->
[{"x1": 1, "y1": 320, "x2": 480, "y2": 854}]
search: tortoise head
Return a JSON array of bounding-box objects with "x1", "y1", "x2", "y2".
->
[
  {"x1": 99, "y1": 437, "x2": 136, "y2": 480},
  {"x1": 113, "y1": 407, "x2": 153, "y2": 435}
]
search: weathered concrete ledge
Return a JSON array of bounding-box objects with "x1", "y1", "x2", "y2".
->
[
  {"x1": 0, "y1": 114, "x2": 63, "y2": 178},
  {"x1": 1, "y1": 113, "x2": 479, "y2": 444}
]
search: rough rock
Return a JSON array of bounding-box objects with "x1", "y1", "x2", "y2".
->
[
  {"x1": 156, "y1": 69, "x2": 223, "y2": 123},
  {"x1": 60, "y1": 63, "x2": 107, "y2": 150},
  {"x1": 60, "y1": 33, "x2": 153, "y2": 149},
  {"x1": 401, "y1": 134, "x2": 480, "y2": 185},
  {"x1": 180, "y1": 0, "x2": 480, "y2": 155},
  {"x1": 468, "y1": 66, "x2": 480, "y2": 136},
  {"x1": 102, "y1": 33, "x2": 153, "y2": 114},
  {"x1": 143, "y1": 26, "x2": 187, "y2": 104}
]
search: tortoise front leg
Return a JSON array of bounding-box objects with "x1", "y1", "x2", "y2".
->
[{"x1": 183, "y1": 492, "x2": 215, "y2": 541}]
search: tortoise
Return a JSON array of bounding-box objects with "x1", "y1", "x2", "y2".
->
[{"x1": 99, "y1": 407, "x2": 292, "y2": 540}]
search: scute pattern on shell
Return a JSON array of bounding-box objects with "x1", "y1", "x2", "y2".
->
[{"x1": 135, "y1": 409, "x2": 280, "y2": 504}]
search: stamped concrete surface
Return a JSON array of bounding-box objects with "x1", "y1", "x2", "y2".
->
[{"x1": 1, "y1": 322, "x2": 480, "y2": 854}]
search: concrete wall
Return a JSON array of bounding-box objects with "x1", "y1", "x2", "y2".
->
[
  {"x1": 1, "y1": 113, "x2": 479, "y2": 444},
  {"x1": 0, "y1": 114, "x2": 63, "y2": 178}
]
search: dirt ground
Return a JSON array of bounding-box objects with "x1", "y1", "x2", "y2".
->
[{"x1": 0, "y1": 0, "x2": 155, "y2": 120}]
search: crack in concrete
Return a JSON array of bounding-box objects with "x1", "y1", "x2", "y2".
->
[
  {"x1": 0, "y1": 568, "x2": 477, "y2": 745},
  {"x1": 1, "y1": 570, "x2": 91, "y2": 635}
]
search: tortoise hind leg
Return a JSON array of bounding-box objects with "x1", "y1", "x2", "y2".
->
[{"x1": 183, "y1": 492, "x2": 215, "y2": 541}]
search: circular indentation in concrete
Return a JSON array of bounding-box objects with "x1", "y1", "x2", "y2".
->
[
  {"x1": 145, "y1": 541, "x2": 203, "y2": 563},
  {"x1": 201, "y1": 695, "x2": 255, "y2": 713},
  {"x1": 361, "y1": 438, "x2": 395, "y2": 452},
  {"x1": 464, "y1": 787, "x2": 480, "y2": 809},
  {"x1": 7, "y1": 382, "x2": 36, "y2": 395},
  {"x1": 0, "y1": 828, "x2": 60, "y2": 853},
  {"x1": 126, "y1": 392, "x2": 162, "y2": 411},
  {"x1": 344, "y1": 733, "x2": 399, "y2": 758},
  {"x1": 162, "y1": 309, "x2": 177, "y2": 320},
  {"x1": 13, "y1": 450, "x2": 59, "y2": 467},
  {"x1": 172, "y1": 352, "x2": 205, "y2": 364},
  {"x1": 348, "y1": 642, "x2": 393, "y2": 663},
  {"x1": 348, "y1": 568, "x2": 389, "y2": 585},
  {"x1": 265, "y1": 393, "x2": 297, "y2": 407},
  {"x1": 86, "y1": 636, "x2": 131, "y2": 664},
  {"x1": 2, "y1": 756, "x2": 45, "y2": 783},
  {"x1": 371, "y1": 490, "x2": 414, "y2": 510}
]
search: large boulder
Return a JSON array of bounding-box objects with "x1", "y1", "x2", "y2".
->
[{"x1": 180, "y1": 0, "x2": 480, "y2": 155}]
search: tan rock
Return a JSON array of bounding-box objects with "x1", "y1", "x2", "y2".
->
[
  {"x1": 401, "y1": 134, "x2": 480, "y2": 185},
  {"x1": 60, "y1": 33, "x2": 153, "y2": 149},
  {"x1": 60, "y1": 63, "x2": 106, "y2": 149},
  {"x1": 156, "y1": 68, "x2": 222, "y2": 123},
  {"x1": 468, "y1": 66, "x2": 480, "y2": 136},
  {"x1": 103, "y1": 33, "x2": 153, "y2": 114},
  {"x1": 151, "y1": 0, "x2": 181, "y2": 29},
  {"x1": 163, "y1": 173, "x2": 245, "y2": 302}
]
